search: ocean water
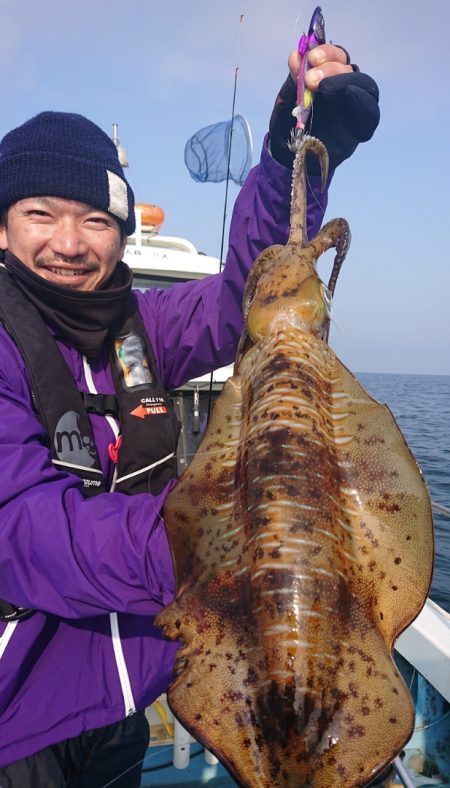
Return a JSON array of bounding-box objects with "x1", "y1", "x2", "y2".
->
[{"x1": 358, "y1": 373, "x2": 450, "y2": 614}]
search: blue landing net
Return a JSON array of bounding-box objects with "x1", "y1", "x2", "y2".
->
[{"x1": 184, "y1": 115, "x2": 252, "y2": 186}]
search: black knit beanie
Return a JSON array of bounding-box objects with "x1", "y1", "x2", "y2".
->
[{"x1": 0, "y1": 111, "x2": 135, "y2": 235}]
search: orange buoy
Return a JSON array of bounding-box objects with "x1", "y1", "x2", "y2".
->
[{"x1": 136, "y1": 203, "x2": 165, "y2": 228}]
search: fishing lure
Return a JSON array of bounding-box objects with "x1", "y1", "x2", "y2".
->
[{"x1": 290, "y1": 5, "x2": 326, "y2": 151}]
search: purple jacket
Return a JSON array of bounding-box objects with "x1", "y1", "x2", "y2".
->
[{"x1": 0, "y1": 139, "x2": 330, "y2": 766}]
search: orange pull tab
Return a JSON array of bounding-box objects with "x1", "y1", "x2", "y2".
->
[{"x1": 108, "y1": 435, "x2": 123, "y2": 464}]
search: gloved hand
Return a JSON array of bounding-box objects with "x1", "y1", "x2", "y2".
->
[{"x1": 269, "y1": 46, "x2": 380, "y2": 173}]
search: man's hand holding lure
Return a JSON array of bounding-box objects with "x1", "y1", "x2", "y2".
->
[
  {"x1": 269, "y1": 6, "x2": 380, "y2": 173},
  {"x1": 290, "y1": 5, "x2": 326, "y2": 151}
]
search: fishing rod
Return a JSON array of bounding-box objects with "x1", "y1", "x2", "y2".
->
[
  {"x1": 204, "y1": 12, "x2": 245, "y2": 425},
  {"x1": 218, "y1": 40, "x2": 242, "y2": 271}
]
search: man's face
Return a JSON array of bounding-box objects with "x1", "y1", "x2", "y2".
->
[{"x1": 0, "y1": 196, "x2": 127, "y2": 291}]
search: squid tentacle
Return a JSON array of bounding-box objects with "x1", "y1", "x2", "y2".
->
[
  {"x1": 310, "y1": 217, "x2": 352, "y2": 298},
  {"x1": 288, "y1": 135, "x2": 328, "y2": 249}
]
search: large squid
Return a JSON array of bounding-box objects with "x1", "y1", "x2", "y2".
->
[{"x1": 156, "y1": 137, "x2": 434, "y2": 787}]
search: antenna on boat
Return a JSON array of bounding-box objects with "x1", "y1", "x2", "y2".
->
[{"x1": 112, "y1": 123, "x2": 129, "y2": 168}]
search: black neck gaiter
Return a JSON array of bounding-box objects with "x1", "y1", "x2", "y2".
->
[{"x1": 2, "y1": 251, "x2": 133, "y2": 358}]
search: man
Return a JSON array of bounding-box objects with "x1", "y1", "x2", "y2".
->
[{"x1": 0, "y1": 46, "x2": 379, "y2": 787}]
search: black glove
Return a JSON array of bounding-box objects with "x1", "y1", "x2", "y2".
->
[{"x1": 269, "y1": 69, "x2": 380, "y2": 173}]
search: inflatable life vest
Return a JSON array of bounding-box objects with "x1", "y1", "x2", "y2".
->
[{"x1": 0, "y1": 266, "x2": 180, "y2": 620}]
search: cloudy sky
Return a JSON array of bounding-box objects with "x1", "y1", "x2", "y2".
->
[{"x1": 1, "y1": 0, "x2": 449, "y2": 374}]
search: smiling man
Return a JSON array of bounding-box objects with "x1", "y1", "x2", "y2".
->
[
  {"x1": 0, "y1": 45, "x2": 379, "y2": 788},
  {"x1": 1, "y1": 197, "x2": 127, "y2": 290}
]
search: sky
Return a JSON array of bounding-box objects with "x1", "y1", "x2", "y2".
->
[{"x1": 1, "y1": 0, "x2": 449, "y2": 375}]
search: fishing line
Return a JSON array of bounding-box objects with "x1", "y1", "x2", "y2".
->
[
  {"x1": 100, "y1": 742, "x2": 210, "y2": 786},
  {"x1": 413, "y1": 707, "x2": 450, "y2": 732},
  {"x1": 302, "y1": 104, "x2": 328, "y2": 220},
  {"x1": 99, "y1": 745, "x2": 174, "y2": 787}
]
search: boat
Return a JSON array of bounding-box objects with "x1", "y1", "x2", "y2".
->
[{"x1": 122, "y1": 210, "x2": 450, "y2": 788}]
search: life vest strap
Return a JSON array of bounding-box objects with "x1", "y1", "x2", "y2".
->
[{"x1": 82, "y1": 392, "x2": 120, "y2": 418}]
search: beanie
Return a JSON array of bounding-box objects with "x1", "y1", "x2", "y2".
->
[{"x1": 0, "y1": 111, "x2": 135, "y2": 235}]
